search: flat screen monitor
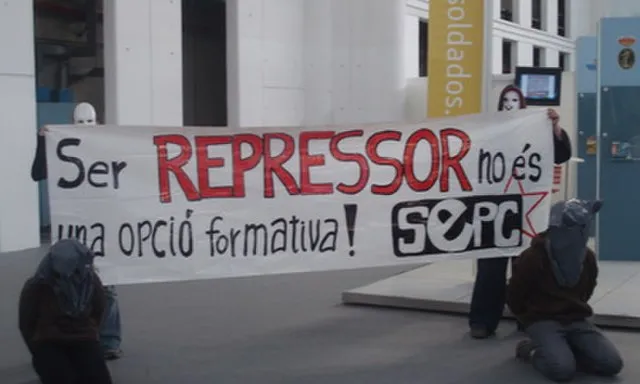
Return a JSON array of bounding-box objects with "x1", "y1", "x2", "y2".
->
[{"x1": 514, "y1": 67, "x2": 562, "y2": 106}]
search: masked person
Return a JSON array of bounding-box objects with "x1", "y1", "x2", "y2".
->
[
  {"x1": 468, "y1": 85, "x2": 573, "y2": 339},
  {"x1": 19, "y1": 239, "x2": 114, "y2": 384},
  {"x1": 31, "y1": 102, "x2": 124, "y2": 360},
  {"x1": 506, "y1": 200, "x2": 623, "y2": 382}
]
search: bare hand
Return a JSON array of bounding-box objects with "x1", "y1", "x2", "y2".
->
[{"x1": 547, "y1": 108, "x2": 562, "y2": 137}]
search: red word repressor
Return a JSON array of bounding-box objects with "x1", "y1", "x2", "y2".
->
[{"x1": 153, "y1": 129, "x2": 472, "y2": 203}]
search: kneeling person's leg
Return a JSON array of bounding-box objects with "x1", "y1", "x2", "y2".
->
[
  {"x1": 525, "y1": 321, "x2": 576, "y2": 382},
  {"x1": 567, "y1": 321, "x2": 623, "y2": 377},
  {"x1": 100, "y1": 285, "x2": 123, "y2": 359}
]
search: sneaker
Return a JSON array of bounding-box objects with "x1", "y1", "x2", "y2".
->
[
  {"x1": 104, "y1": 348, "x2": 123, "y2": 360},
  {"x1": 470, "y1": 326, "x2": 493, "y2": 339},
  {"x1": 515, "y1": 340, "x2": 536, "y2": 362}
]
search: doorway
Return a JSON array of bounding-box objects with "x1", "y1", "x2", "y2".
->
[{"x1": 182, "y1": 0, "x2": 227, "y2": 126}]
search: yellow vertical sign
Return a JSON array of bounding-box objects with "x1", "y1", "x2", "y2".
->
[{"x1": 427, "y1": 0, "x2": 486, "y2": 118}]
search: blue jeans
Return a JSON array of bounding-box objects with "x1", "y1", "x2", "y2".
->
[
  {"x1": 99, "y1": 286, "x2": 122, "y2": 351},
  {"x1": 526, "y1": 320, "x2": 623, "y2": 381}
]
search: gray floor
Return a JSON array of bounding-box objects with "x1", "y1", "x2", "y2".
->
[
  {"x1": 1, "y1": 247, "x2": 637, "y2": 383},
  {"x1": 343, "y1": 260, "x2": 640, "y2": 329}
]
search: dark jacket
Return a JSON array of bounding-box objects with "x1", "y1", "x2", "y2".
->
[
  {"x1": 31, "y1": 135, "x2": 47, "y2": 181},
  {"x1": 553, "y1": 129, "x2": 572, "y2": 165},
  {"x1": 506, "y1": 233, "x2": 597, "y2": 327},
  {"x1": 18, "y1": 271, "x2": 106, "y2": 353}
]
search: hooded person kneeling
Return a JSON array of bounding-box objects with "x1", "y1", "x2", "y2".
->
[
  {"x1": 31, "y1": 102, "x2": 124, "y2": 360},
  {"x1": 506, "y1": 199, "x2": 623, "y2": 382},
  {"x1": 18, "y1": 239, "x2": 113, "y2": 384}
]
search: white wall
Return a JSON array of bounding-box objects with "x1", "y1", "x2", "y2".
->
[
  {"x1": 404, "y1": 14, "x2": 421, "y2": 79},
  {"x1": 570, "y1": 0, "x2": 596, "y2": 37},
  {"x1": 0, "y1": 0, "x2": 40, "y2": 252},
  {"x1": 227, "y1": 0, "x2": 405, "y2": 127},
  {"x1": 605, "y1": 0, "x2": 640, "y2": 17},
  {"x1": 568, "y1": 0, "x2": 626, "y2": 38},
  {"x1": 564, "y1": 0, "x2": 640, "y2": 40}
]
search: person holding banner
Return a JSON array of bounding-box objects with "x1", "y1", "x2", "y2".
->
[
  {"x1": 507, "y1": 199, "x2": 623, "y2": 382},
  {"x1": 19, "y1": 239, "x2": 114, "y2": 384},
  {"x1": 31, "y1": 102, "x2": 124, "y2": 360},
  {"x1": 468, "y1": 85, "x2": 572, "y2": 339}
]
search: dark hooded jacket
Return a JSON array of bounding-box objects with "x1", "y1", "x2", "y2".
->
[
  {"x1": 506, "y1": 232, "x2": 597, "y2": 327},
  {"x1": 18, "y1": 242, "x2": 107, "y2": 354},
  {"x1": 553, "y1": 129, "x2": 571, "y2": 165}
]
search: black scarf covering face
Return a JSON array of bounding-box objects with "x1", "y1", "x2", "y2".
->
[{"x1": 35, "y1": 239, "x2": 96, "y2": 317}]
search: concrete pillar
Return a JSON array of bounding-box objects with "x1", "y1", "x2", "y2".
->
[
  {"x1": 227, "y1": 0, "x2": 404, "y2": 127},
  {"x1": 302, "y1": 0, "x2": 332, "y2": 127},
  {"x1": 404, "y1": 14, "x2": 420, "y2": 79},
  {"x1": 492, "y1": 36, "x2": 504, "y2": 74},
  {"x1": 544, "y1": 0, "x2": 559, "y2": 34},
  {"x1": 224, "y1": 0, "x2": 247, "y2": 127},
  {"x1": 517, "y1": 42, "x2": 534, "y2": 67},
  {"x1": 226, "y1": 0, "x2": 304, "y2": 127},
  {"x1": 303, "y1": 0, "x2": 404, "y2": 125},
  {"x1": 545, "y1": 48, "x2": 560, "y2": 67},
  {"x1": 517, "y1": 0, "x2": 533, "y2": 27},
  {"x1": 0, "y1": 0, "x2": 40, "y2": 252},
  {"x1": 570, "y1": 0, "x2": 594, "y2": 37},
  {"x1": 569, "y1": 52, "x2": 577, "y2": 71},
  {"x1": 103, "y1": 0, "x2": 183, "y2": 126},
  {"x1": 344, "y1": 0, "x2": 404, "y2": 125},
  {"x1": 493, "y1": 0, "x2": 501, "y2": 19}
]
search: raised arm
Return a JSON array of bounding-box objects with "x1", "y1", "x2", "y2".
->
[
  {"x1": 31, "y1": 134, "x2": 48, "y2": 181},
  {"x1": 553, "y1": 128, "x2": 572, "y2": 164}
]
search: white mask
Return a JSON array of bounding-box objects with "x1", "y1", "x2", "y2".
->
[
  {"x1": 73, "y1": 102, "x2": 97, "y2": 125},
  {"x1": 501, "y1": 90, "x2": 522, "y2": 111}
]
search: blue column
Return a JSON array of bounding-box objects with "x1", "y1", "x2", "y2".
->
[
  {"x1": 597, "y1": 17, "x2": 640, "y2": 261},
  {"x1": 575, "y1": 37, "x2": 597, "y2": 206}
]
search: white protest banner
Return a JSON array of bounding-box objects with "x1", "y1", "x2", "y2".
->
[{"x1": 46, "y1": 110, "x2": 553, "y2": 285}]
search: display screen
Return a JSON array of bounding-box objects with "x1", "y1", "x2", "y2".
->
[
  {"x1": 519, "y1": 74, "x2": 557, "y2": 100},
  {"x1": 514, "y1": 67, "x2": 562, "y2": 106}
]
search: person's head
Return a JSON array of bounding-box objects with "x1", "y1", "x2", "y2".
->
[
  {"x1": 546, "y1": 199, "x2": 603, "y2": 287},
  {"x1": 498, "y1": 85, "x2": 526, "y2": 111},
  {"x1": 48, "y1": 239, "x2": 95, "y2": 281},
  {"x1": 35, "y1": 239, "x2": 96, "y2": 316},
  {"x1": 73, "y1": 102, "x2": 97, "y2": 125}
]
